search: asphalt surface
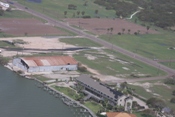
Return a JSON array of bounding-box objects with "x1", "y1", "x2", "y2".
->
[{"x1": 7, "y1": 1, "x2": 175, "y2": 77}]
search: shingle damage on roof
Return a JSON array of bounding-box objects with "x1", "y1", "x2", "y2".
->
[{"x1": 21, "y1": 56, "x2": 78, "y2": 67}]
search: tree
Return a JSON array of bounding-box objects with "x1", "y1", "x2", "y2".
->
[
  {"x1": 81, "y1": 11, "x2": 85, "y2": 17},
  {"x1": 122, "y1": 28, "x2": 125, "y2": 34},
  {"x1": 170, "y1": 97, "x2": 175, "y2": 103},
  {"x1": 110, "y1": 27, "x2": 113, "y2": 34},
  {"x1": 173, "y1": 90, "x2": 175, "y2": 96},
  {"x1": 146, "y1": 26, "x2": 150, "y2": 33},
  {"x1": 147, "y1": 97, "x2": 165, "y2": 109},
  {"x1": 77, "y1": 11, "x2": 80, "y2": 17},
  {"x1": 0, "y1": 9, "x2": 4, "y2": 16},
  {"x1": 128, "y1": 29, "x2": 131, "y2": 34},
  {"x1": 64, "y1": 11, "x2": 67, "y2": 18},
  {"x1": 120, "y1": 82, "x2": 127, "y2": 90},
  {"x1": 95, "y1": 9, "x2": 98, "y2": 17},
  {"x1": 83, "y1": 1, "x2": 88, "y2": 6}
]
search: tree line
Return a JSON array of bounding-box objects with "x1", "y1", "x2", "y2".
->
[{"x1": 94, "y1": 0, "x2": 175, "y2": 28}]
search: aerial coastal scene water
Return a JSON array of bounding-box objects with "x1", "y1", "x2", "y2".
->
[
  {"x1": 0, "y1": 0, "x2": 175, "y2": 117},
  {"x1": 0, "y1": 66, "x2": 80, "y2": 117}
]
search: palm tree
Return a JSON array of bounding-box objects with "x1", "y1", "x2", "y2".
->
[
  {"x1": 122, "y1": 28, "x2": 125, "y2": 34},
  {"x1": 146, "y1": 26, "x2": 150, "y2": 33},
  {"x1": 64, "y1": 11, "x2": 67, "y2": 18},
  {"x1": 110, "y1": 27, "x2": 113, "y2": 34},
  {"x1": 77, "y1": 11, "x2": 80, "y2": 17},
  {"x1": 128, "y1": 29, "x2": 131, "y2": 34},
  {"x1": 81, "y1": 11, "x2": 85, "y2": 17},
  {"x1": 95, "y1": 9, "x2": 98, "y2": 17}
]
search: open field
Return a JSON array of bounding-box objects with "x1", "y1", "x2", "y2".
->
[
  {"x1": 128, "y1": 80, "x2": 175, "y2": 110},
  {"x1": 0, "y1": 10, "x2": 34, "y2": 19},
  {"x1": 0, "y1": 18, "x2": 67, "y2": 36},
  {"x1": 60, "y1": 38, "x2": 166, "y2": 80},
  {"x1": 100, "y1": 32, "x2": 175, "y2": 60},
  {"x1": 65, "y1": 18, "x2": 158, "y2": 35},
  {"x1": 60, "y1": 38, "x2": 101, "y2": 47},
  {"x1": 15, "y1": 0, "x2": 116, "y2": 19}
]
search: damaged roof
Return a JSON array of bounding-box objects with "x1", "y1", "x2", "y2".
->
[{"x1": 21, "y1": 56, "x2": 77, "y2": 67}]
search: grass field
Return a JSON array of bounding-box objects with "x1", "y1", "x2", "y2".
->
[
  {"x1": 1, "y1": 10, "x2": 33, "y2": 18},
  {"x1": 100, "y1": 32, "x2": 175, "y2": 60},
  {"x1": 54, "y1": 86, "x2": 79, "y2": 100},
  {"x1": 84, "y1": 101, "x2": 103, "y2": 114},
  {"x1": 128, "y1": 80, "x2": 175, "y2": 110},
  {"x1": 60, "y1": 38, "x2": 101, "y2": 47},
  {"x1": 60, "y1": 38, "x2": 166, "y2": 77},
  {"x1": 161, "y1": 62, "x2": 175, "y2": 69},
  {"x1": 15, "y1": 0, "x2": 116, "y2": 19},
  {"x1": 74, "y1": 49, "x2": 165, "y2": 77}
]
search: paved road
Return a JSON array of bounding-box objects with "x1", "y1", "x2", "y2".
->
[{"x1": 8, "y1": 1, "x2": 175, "y2": 78}]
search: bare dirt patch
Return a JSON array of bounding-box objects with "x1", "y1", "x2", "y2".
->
[
  {"x1": 0, "y1": 18, "x2": 66, "y2": 36},
  {"x1": 65, "y1": 18, "x2": 158, "y2": 35},
  {"x1": 0, "y1": 37, "x2": 75, "y2": 57}
]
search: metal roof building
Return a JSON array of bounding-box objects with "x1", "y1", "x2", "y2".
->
[{"x1": 13, "y1": 56, "x2": 78, "y2": 73}]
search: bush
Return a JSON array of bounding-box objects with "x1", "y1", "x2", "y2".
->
[
  {"x1": 170, "y1": 97, "x2": 175, "y2": 103},
  {"x1": 82, "y1": 15, "x2": 91, "y2": 18},
  {"x1": 164, "y1": 78, "x2": 175, "y2": 85}
]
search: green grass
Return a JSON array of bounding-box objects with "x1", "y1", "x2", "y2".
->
[
  {"x1": 0, "y1": 41, "x2": 16, "y2": 48},
  {"x1": 134, "y1": 112, "x2": 153, "y2": 117},
  {"x1": 100, "y1": 32, "x2": 175, "y2": 60},
  {"x1": 59, "y1": 38, "x2": 101, "y2": 47},
  {"x1": 54, "y1": 86, "x2": 79, "y2": 100},
  {"x1": 84, "y1": 101, "x2": 103, "y2": 114},
  {"x1": 73, "y1": 49, "x2": 166, "y2": 77},
  {"x1": 33, "y1": 75, "x2": 50, "y2": 81},
  {"x1": 128, "y1": 84, "x2": 153, "y2": 99},
  {"x1": 1, "y1": 10, "x2": 33, "y2": 18},
  {"x1": 15, "y1": 0, "x2": 116, "y2": 19},
  {"x1": 161, "y1": 62, "x2": 175, "y2": 69},
  {"x1": 150, "y1": 85, "x2": 175, "y2": 110},
  {"x1": 128, "y1": 80, "x2": 175, "y2": 110}
]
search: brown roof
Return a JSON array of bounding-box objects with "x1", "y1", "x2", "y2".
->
[
  {"x1": 106, "y1": 112, "x2": 137, "y2": 117},
  {"x1": 21, "y1": 56, "x2": 77, "y2": 67}
]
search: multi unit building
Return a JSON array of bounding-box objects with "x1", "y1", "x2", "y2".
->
[
  {"x1": 12, "y1": 56, "x2": 78, "y2": 73},
  {"x1": 76, "y1": 74, "x2": 133, "y2": 111}
]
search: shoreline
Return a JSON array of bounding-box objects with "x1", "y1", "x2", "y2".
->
[{"x1": 4, "y1": 64, "x2": 97, "y2": 117}]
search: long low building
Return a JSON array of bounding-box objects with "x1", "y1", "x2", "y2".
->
[
  {"x1": 13, "y1": 56, "x2": 78, "y2": 73},
  {"x1": 76, "y1": 74, "x2": 133, "y2": 111}
]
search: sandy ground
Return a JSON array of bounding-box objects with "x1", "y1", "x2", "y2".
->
[{"x1": 0, "y1": 36, "x2": 75, "y2": 57}]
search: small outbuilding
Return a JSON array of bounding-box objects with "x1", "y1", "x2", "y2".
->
[{"x1": 12, "y1": 56, "x2": 78, "y2": 73}]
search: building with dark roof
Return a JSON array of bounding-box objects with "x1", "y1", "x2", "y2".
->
[
  {"x1": 76, "y1": 74, "x2": 133, "y2": 110},
  {"x1": 12, "y1": 56, "x2": 78, "y2": 72}
]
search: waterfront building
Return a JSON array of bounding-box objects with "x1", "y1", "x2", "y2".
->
[
  {"x1": 76, "y1": 74, "x2": 133, "y2": 111},
  {"x1": 12, "y1": 56, "x2": 78, "y2": 73}
]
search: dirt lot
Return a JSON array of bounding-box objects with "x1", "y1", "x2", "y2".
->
[
  {"x1": 65, "y1": 18, "x2": 158, "y2": 35},
  {"x1": 0, "y1": 36, "x2": 75, "y2": 57},
  {"x1": 0, "y1": 18, "x2": 66, "y2": 36}
]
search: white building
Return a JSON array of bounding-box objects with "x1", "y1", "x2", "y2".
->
[
  {"x1": 12, "y1": 56, "x2": 78, "y2": 73},
  {"x1": 0, "y1": 1, "x2": 10, "y2": 11}
]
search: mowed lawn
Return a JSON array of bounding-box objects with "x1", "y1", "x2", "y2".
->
[
  {"x1": 16, "y1": 0, "x2": 116, "y2": 19},
  {"x1": 100, "y1": 32, "x2": 175, "y2": 60}
]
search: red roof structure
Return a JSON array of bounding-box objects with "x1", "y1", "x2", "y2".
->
[
  {"x1": 21, "y1": 56, "x2": 77, "y2": 67},
  {"x1": 106, "y1": 112, "x2": 136, "y2": 117}
]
